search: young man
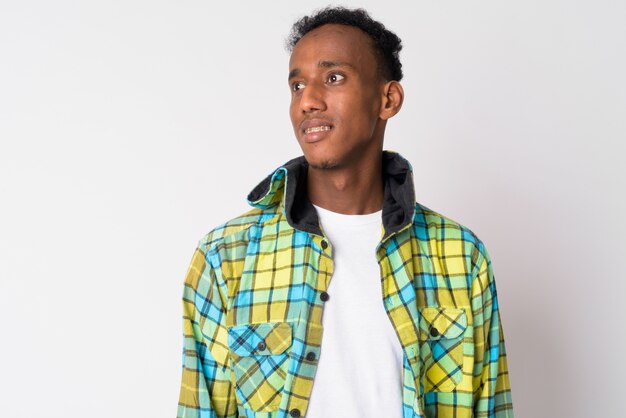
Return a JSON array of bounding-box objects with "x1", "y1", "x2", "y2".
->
[{"x1": 177, "y1": 7, "x2": 513, "y2": 418}]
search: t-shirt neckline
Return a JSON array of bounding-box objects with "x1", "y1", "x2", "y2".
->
[{"x1": 312, "y1": 203, "x2": 382, "y2": 226}]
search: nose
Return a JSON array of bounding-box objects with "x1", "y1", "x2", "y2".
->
[{"x1": 299, "y1": 81, "x2": 326, "y2": 113}]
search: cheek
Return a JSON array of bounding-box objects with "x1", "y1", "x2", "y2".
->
[
  {"x1": 347, "y1": 88, "x2": 378, "y2": 113},
  {"x1": 289, "y1": 101, "x2": 302, "y2": 136},
  {"x1": 344, "y1": 96, "x2": 380, "y2": 131},
  {"x1": 289, "y1": 100, "x2": 298, "y2": 122}
]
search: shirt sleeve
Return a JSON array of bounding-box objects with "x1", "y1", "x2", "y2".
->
[
  {"x1": 177, "y1": 246, "x2": 238, "y2": 418},
  {"x1": 470, "y1": 245, "x2": 514, "y2": 417}
]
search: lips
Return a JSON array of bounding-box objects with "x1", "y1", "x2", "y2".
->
[
  {"x1": 300, "y1": 118, "x2": 333, "y2": 133},
  {"x1": 300, "y1": 118, "x2": 333, "y2": 143}
]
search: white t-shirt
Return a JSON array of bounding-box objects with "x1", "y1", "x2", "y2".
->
[{"x1": 306, "y1": 204, "x2": 404, "y2": 418}]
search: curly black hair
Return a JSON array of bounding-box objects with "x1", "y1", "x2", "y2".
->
[{"x1": 286, "y1": 7, "x2": 403, "y2": 81}]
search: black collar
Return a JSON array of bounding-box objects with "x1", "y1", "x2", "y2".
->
[{"x1": 247, "y1": 150, "x2": 416, "y2": 240}]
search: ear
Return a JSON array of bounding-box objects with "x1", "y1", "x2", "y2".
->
[{"x1": 379, "y1": 81, "x2": 404, "y2": 121}]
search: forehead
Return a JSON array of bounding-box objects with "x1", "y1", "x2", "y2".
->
[{"x1": 289, "y1": 24, "x2": 377, "y2": 71}]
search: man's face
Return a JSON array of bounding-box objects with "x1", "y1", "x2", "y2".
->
[{"x1": 288, "y1": 24, "x2": 386, "y2": 169}]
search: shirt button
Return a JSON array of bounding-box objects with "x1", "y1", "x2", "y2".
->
[
  {"x1": 320, "y1": 291, "x2": 329, "y2": 302},
  {"x1": 430, "y1": 327, "x2": 440, "y2": 337},
  {"x1": 257, "y1": 341, "x2": 267, "y2": 351},
  {"x1": 290, "y1": 408, "x2": 301, "y2": 417},
  {"x1": 306, "y1": 351, "x2": 316, "y2": 361},
  {"x1": 320, "y1": 239, "x2": 328, "y2": 249}
]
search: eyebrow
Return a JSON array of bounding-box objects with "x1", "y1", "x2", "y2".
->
[
  {"x1": 318, "y1": 60, "x2": 353, "y2": 70},
  {"x1": 288, "y1": 60, "x2": 355, "y2": 80},
  {"x1": 288, "y1": 68, "x2": 300, "y2": 80}
]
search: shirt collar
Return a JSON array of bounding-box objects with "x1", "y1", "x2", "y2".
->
[{"x1": 246, "y1": 150, "x2": 416, "y2": 241}]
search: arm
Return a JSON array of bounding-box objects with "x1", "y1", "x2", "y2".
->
[
  {"x1": 177, "y1": 246, "x2": 238, "y2": 418},
  {"x1": 471, "y1": 246, "x2": 514, "y2": 417}
]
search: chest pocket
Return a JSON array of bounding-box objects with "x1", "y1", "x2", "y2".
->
[
  {"x1": 418, "y1": 307, "x2": 467, "y2": 392},
  {"x1": 228, "y1": 322, "x2": 292, "y2": 412}
]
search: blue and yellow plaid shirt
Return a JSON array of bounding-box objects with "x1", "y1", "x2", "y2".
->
[{"x1": 177, "y1": 151, "x2": 513, "y2": 418}]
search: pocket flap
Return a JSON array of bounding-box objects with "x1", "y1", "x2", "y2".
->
[
  {"x1": 228, "y1": 322, "x2": 292, "y2": 356},
  {"x1": 418, "y1": 307, "x2": 467, "y2": 340}
]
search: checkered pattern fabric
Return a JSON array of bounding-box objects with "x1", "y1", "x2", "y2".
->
[
  {"x1": 177, "y1": 151, "x2": 513, "y2": 418},
  {"x1": 228, "y1": 323, "x2": 292, "y2": 411},
  {"x1": 418, "y1": 308, "x2": 467, "y2": 392}
]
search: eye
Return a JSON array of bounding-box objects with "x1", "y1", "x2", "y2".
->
[
  {"x1": 292, "y1": 81, "x2": 305, "y2": 92},
  {"x1": 327, "y1": 73, "x2": 345, "y2": 83}
]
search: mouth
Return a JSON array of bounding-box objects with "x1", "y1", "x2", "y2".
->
[
  {"x1": 300, "y1": 119, "x2": 334, "y2": 143},
  {"x1": 304, "y1": 125, "x2": 332, "y2": 134}
]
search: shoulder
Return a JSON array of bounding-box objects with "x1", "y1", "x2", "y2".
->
[
  {"x1": 196, "y1": 205, "x2": 282, "y2": 253},
  {"x1": 413, "y1": 202, "x2": 490, "y2": 270}
]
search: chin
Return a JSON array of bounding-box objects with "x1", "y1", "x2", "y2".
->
[
  {"x1": 304, "y1": 153, "x2": 340, "y2": 170},
  {"x1": 310, "y1": 160, "x2": 338, "y2": 170}
]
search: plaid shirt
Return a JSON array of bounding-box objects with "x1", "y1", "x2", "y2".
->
[{"x1": 177, "y1": 151, "x2": 513, "y2": 418}]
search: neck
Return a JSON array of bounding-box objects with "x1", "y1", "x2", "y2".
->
[{"x1": 307, "y1": 152, "x2": 384, "y2": 215}]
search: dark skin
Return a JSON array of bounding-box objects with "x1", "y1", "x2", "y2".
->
[{"x1": 289, "y1": 24, "x2": 404, "y2": 215}]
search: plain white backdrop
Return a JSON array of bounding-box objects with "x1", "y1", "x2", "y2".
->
[{"x1": 1, "y1": 1, "x2": 625, "y2": 417}]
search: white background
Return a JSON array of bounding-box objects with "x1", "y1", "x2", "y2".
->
[{"x1": 1, "y1": 1, "x2": 625, "y2": 417}]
